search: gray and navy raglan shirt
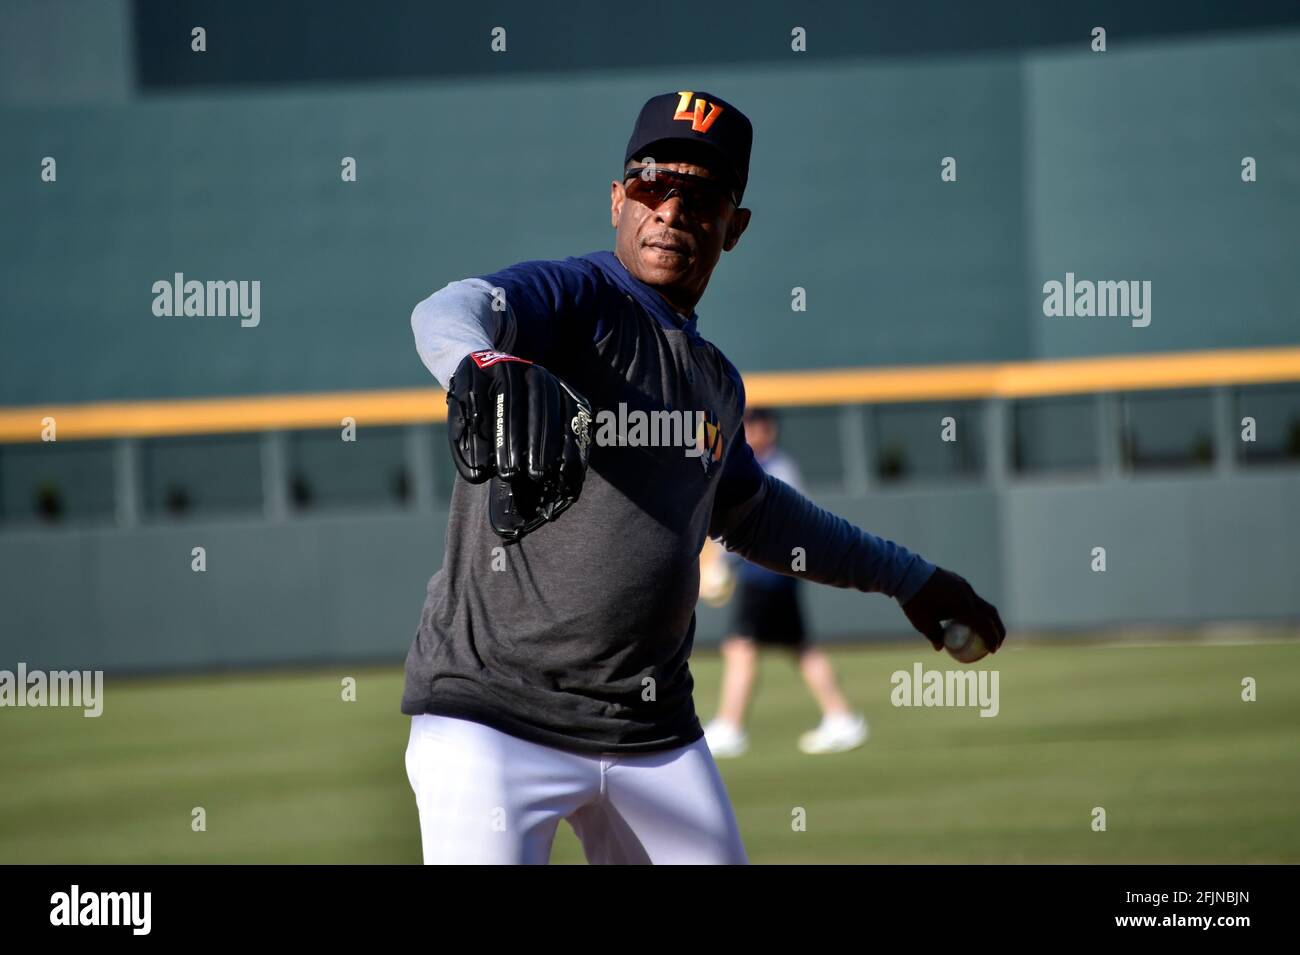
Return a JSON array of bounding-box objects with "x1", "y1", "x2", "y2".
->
[{"x1": 401, "y1": 250, "x2": 935, "y2": 754}]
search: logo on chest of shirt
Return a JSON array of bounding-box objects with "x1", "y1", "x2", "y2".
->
[{"x1": 693, "y1": 410, "x2": 725, "y2": 476}]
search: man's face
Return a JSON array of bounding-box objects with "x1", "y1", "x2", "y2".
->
[{"x1": 611, "y1": 159, "x2": 751, "y2": 315}]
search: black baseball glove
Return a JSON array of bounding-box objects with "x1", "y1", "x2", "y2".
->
[
  {"x1": 901, "y1": 566, "x2": 1007, "y2": 653},
  {"x1": 446, "y1": 350, "x2": 594, "y2": 542}
]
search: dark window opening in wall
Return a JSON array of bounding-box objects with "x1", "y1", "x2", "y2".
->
[
  {"x1": 1120, "y1": 389, "x2": 1214, "y2": 472},
  {"x1": 872, "y1": 402, "x2": 983, "y2": 484},
  {"x1": 756, "y1": 406, "x2": 844, "y2": 493},
  {"x1": 1012, "y1": 396, "x2": 1099, "y2": 475},
  {"x1": 1236, "y1": 384, "x2": 1300, "y2": 466},
  {"x1": 287, "y1": 426, "x2": 409, "y2": 512},
  {"x1": 0, "y1": 441, "x2": 116, "y2": 525},
  {"x1": 142, "y1": 433, "x2": 262, "y2": 519}
]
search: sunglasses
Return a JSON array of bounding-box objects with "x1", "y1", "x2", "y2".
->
[{"x1": 622, "y1": 165, "x2": 739, "y2": 218}]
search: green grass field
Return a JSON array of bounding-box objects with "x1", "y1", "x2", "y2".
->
[{"x1": 2, "y1": 639, "x2": 1297, "y2": 863}]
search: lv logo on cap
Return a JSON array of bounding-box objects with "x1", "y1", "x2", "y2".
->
[{"x1": 672, "y1": 91, "x2": 724, "y2": 133}]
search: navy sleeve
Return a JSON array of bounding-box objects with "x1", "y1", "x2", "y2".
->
[
  {"x1": 475, "y1": 257, "x2": 609, "y2": 365},
  {"x1": 709, "y1": 357, "x2": 764, "y2": 521},
  {"x1": 710, "y1": 392, "x2": 935, "y2": 602},
  {"x1": 710, "y1": 429, "x2": 766, "y2": 530}
]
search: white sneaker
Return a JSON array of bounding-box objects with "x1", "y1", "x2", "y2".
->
[
  {"x1": 703, "y1": 719, "x2": 749, "y2": 758},
  {"x1": 798, "y1": 712, "x2": 868, "y2": 754}
]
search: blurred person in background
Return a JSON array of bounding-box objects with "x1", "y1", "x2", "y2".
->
[{"x1": 703, "y1": 408, "x2": 869, "y2": 757}]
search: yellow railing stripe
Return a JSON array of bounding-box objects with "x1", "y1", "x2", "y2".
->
[
  {"x1": 744, "y1": 347, "x2": 1300, "y2": 405},
  {"x1": 2, "y1": 346, "x2": 1300, "y2": 443},
  {"x1": 0, "y1": 390, "x2": 446, "y2": 443}
]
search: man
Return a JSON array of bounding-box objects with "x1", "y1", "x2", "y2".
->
[
  {"x1": 403, "y1": 90, "x2": 1005, "y2": 865},
  {"x1": 702, "y1": 408, "x2": 869, "y2": 759}
]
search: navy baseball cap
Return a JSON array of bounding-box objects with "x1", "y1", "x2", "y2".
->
[{"x1": 624, "y1": 91, "x2": 753, "y2": 203}]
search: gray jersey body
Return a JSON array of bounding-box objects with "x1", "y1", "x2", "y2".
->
[{"x1": 401, "y1": 251, "x2": 934, "y2": 754}]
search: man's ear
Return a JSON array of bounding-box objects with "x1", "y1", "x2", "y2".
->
[
  {"x1": 722, "y1": 207, "x2": 752, "y2": 252},
  {"x1": 610, "y1": 180, "x2": 624, "y2": 228}
]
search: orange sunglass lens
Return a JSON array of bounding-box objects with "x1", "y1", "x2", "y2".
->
[
  {"x1": 626, "y1": 177, "x2": 672, "y2": 203},
  {"x1": 626, "y1": 174, "x2": 726, "y2": 213}
]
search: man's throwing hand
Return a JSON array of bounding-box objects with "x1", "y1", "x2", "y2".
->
[{"x1": 901, "y1": 566, "x2": 1007, "y2": 654}]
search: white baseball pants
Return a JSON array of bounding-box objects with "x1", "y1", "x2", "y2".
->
[{"x1": 405, "y1": 713, "x2": 748, "y2": 864}]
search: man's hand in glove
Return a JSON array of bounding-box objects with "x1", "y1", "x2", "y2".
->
[
  {"x1": 901, "y1": 566, "x2": 1007, "y2": 654},
  {"x1": 445, "y1": 350, "x2": 593, "y2": 542}
]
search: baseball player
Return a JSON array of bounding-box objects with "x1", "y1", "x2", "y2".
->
[
  {"x1": 402, "y1": 91, "x2": 1006, "y2": 865},
  {"x1": 702, "y1": 407, "x2": 870, "y2": 758}
]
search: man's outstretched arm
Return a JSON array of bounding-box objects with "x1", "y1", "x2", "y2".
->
[
  {"x1": 410, "y1": 258, "x2": 605, "y2": 388},
  {"x1": 410, "y1": 260, "x2": 610, "y2": 540},
  {"x1": 710, "y1": 437, "x2": 1006, "y2": 653},
  {"x1": 410, "y1": 278, "x2": 507, "y2": 389}
]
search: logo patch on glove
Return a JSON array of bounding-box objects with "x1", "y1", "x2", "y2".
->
[{"x1": 471, "y1": 350, "x2": 530, "y2": 369}]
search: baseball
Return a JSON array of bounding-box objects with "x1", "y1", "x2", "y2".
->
[
  {"x1": 698, "y1": 538, "x2": 736, "y2": 608},
  {"x1": 943, "y1": 622, "x2": 989, "y2": 664}
]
